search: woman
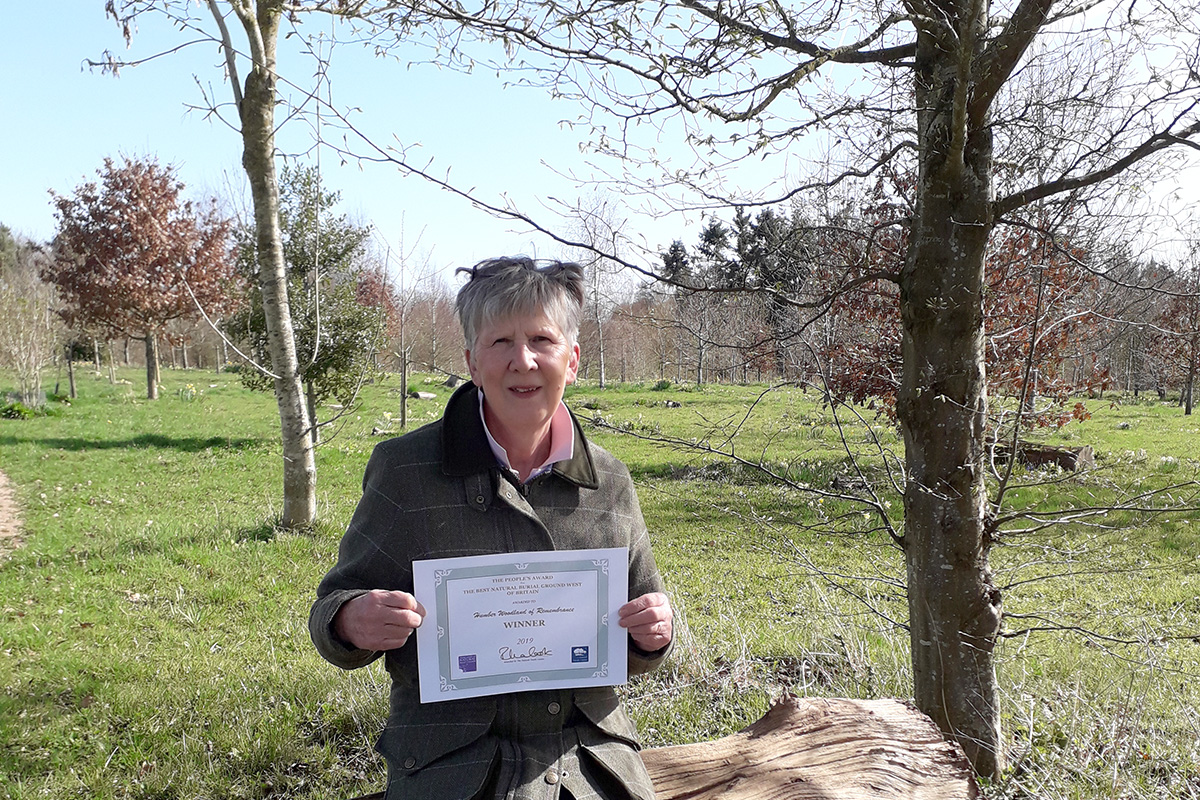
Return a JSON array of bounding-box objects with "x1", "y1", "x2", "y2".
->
[{"x1": 310, "y1": 257, "x2": 674, "y2": 800}]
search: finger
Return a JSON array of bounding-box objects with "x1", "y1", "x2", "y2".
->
[
  {"x1": 630, "y1": 620, "x2": 672, "y2": 650},
  {"x1": 365, "y1": 630, "x2": 416, "y2": 651},
  {"x1": 629, "y1": 618, "x2": 672, "y2": 637},
  {"x1": 618, "y1": 605, "x2": 672, "y2": 628},
  {"x1": 377, "y1": 591, "x2": 426, "y2": 616},
  {"x1": 619, "y1": 593, "x2": 667, "y2": 619},
  {"x1": 384, "y1": 609, "x2": 424, "y2": 630}
]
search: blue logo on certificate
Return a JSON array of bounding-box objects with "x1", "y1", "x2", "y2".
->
[
  {"x1": 571, "y1": 646, "x2": 589, "y2": 663},
  {"x1": 458, "y1": 654, "x2": 477, "y2": 672}
]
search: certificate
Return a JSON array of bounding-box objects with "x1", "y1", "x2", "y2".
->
[{"x1": 412, "y1": 547, "x2": 629, "y2": 702}]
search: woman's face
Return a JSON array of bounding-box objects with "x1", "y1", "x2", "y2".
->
[{"x1": 465, "y1": 311, "x2": 580, "y2": 449}]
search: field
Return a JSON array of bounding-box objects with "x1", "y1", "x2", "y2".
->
[{"x1": 1, "y1": 368, "x2": 1198, "y2": 799}]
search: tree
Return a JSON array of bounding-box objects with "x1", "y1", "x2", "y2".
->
[
  {"x1": 227, "y1": 164, "x2": 382, "y2": 443},
  {"x1": 0, "y1": 229, "x2": 63, "y2": 404},
  {"x1": 443, "y1": 0, "x2": 1200, "y2": 776},
  {"x1": 46, "y1": 157, "x2": 238, "y2": 400},
  {"x1": 103, "y1": 0, "x2": 334, "y2": 527},
  {"x1": 405, "y1": 282, "x2": 459, "y2": 376},
  {"x1": 1148, "y1": 246, "x2": 1200, "y2": 413},
  {"x1": 565, "y1": 193, "x2": 631, "y2": 388}
]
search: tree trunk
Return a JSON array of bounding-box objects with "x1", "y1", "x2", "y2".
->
[
  {"x1": 399, "y1": 349, "x2": 409, "y2": 430},
  {"x1": 145, "y1": 334, "x2": 160, "y2": 400},
  {"x1": 235, "y1": 0, "x2": 316, "y2": 528},
  {"x1": 1185, "y1": 335, "x2": 1197, "y2": 415},
  {"x1": 93, "y1": 337, "x2": 101, "y2": 372},
  {"x1": 107, "y1": 341, "x2": 116, "y2": 385},
  {"x1": 305, "y1": 380, "x2": 320, "y2": 445},
  {"x1": 66, "y1": 346, "x2": 76, "y2": 399},
  {"x1": 894, "y1": 16, "x2": 1003, "y2": 780},
  {"x1": 597, "y1": 317, "x2": 607, "y2": 388}
]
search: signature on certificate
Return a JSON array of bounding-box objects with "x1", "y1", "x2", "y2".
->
[{"x1": 499, "y1": 645, "x2": 554, "y2": 662}]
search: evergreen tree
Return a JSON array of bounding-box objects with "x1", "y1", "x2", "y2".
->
[
  {"x1": 658, "y1": 239, "x2": 691, "y2": 287},
  {"x1": 227, "y1": 164, "x2": 385, "y2": 443}
]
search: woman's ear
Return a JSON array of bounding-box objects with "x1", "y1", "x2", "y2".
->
[
  {"x1": 464, "y1": 348, "x2": 479, "y2": 384},
  {"x1": 566, "y1": 342, "x2": 581, "y2": 385}
]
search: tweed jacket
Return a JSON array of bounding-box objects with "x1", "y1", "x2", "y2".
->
[{"x1": 309, "y1": 383, "x2": 670, "y2": 800}]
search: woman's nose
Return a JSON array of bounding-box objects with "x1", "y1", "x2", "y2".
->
[{"x1": 511, "y1": 342, "x2": 537, "y2": 370}]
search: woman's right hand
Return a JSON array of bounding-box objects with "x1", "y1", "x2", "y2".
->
[{"x1": 334, "y1": 590, "x2": 427, "y2": 651}]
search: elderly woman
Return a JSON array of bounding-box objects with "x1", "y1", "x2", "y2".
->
[{"x1": 310, "y1": 256, "x2": 674, "y2": 800}]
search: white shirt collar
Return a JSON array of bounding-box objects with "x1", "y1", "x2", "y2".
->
[{"x1": 477, "y1": 390, "x2": 575, "y2": 482}]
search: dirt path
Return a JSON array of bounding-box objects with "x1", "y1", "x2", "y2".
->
[{"x1": 0, "y1": 470, "x2": 22, "y2": 559}]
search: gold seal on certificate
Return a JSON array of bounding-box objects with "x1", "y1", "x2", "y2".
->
[{"x1": 412, "y1": 547, "x2": 629, "y2": 703}]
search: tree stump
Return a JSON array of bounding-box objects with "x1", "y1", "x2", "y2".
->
[
  {"x1": 641, "y1": 695, "x2": 979, "y2": 800},
  {"x1": 345, "y1": 696, "x2": 979, "y2": 800}
]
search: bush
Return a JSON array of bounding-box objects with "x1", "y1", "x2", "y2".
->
[
  {"x1": 1, "y1": 401, "x2": 34, "y2": 420},
  {"x1": 651, "y1": 379, "x2": 672, "y2": 391}
]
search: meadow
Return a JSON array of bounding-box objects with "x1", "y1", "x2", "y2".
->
[{"x1": 1, "y1": 368, "x2": 1198, "y2": 799}]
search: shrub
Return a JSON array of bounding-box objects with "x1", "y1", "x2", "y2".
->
[{"x1": 1, "y1": 401, "x2": 35, "y2": 420}]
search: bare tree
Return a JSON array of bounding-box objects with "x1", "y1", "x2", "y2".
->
[
  {"x1": 0, "y1": 233, "x2": 62, "y2": 405},
  {"x1": 564, "y1": 192, "x2": 632, "y2": 387}
]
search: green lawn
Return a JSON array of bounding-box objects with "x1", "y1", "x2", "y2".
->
[{"x1": 2, "y1": 369, "x2": 1198, "y2": 799}]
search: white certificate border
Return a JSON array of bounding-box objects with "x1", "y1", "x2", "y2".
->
[{"x1": 414, "y1": 547, "x2": 628, "y2": 702}]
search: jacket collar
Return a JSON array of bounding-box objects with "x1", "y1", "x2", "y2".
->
[{"x1": 441, "y1": 382, "x2": 599, "y2": 489}]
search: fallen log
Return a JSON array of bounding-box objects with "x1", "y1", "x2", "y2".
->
[
  {"x1": 993, "y1": 442, "x2": 1094, "y2": 472},
  {"x1": 642, "y1": 695, "x2": 978, "y2": 800},
  {"x1": 345, "y1": 695, "x2": 978, "y2": 800}
]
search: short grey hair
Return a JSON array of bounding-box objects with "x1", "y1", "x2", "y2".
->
[{"x1": 455, "y1": 256, "x2": 586, "y2": 348}]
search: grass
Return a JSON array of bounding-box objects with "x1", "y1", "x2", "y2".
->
[{"x1": 1, "y1": 369, "x2": 1198, "y2": 798}]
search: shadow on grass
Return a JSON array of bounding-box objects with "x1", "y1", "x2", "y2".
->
[{"x1": 0, "y1": 433, "x2": 264, "y2": 453}]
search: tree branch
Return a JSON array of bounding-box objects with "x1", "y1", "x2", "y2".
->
[
  {"x1": 995, "y1": 117, "x2": 1200, "y2": 216},
  {"x1": 969, "y1": 0, "x2": 1056, "y2": 126}
]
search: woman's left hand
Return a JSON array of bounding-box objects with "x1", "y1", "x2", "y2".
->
[{"x1": 618, "y1": 592, "x2": 674, "y2": 652}]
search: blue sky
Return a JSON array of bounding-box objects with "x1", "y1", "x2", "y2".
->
[
  {"x1": 3, "y1": 4, "x2": 1196, "y2": 283},
  {"x1": 0, "y1": 3, "x2": 700, "y2": 283}
]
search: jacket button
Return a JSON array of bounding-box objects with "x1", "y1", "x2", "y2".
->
[
  {"x1": 544, "y1": 770, "x2": 560, "y2": 785},
  {"x1": 475, "y1": 495, "x2": 485, "y2": 504},
  {"x1": 403, "y1": 757, "x2": 416, "y2": 769},
  {"x1": 547, "y1": 701, "x2": 561, "y2": 715}
]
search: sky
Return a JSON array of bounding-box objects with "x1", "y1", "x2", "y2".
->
[
  {"x1": 3, "y1": 3, "x2": 1197, "y2": 287},
  {"x1": 0, "y1": 3, "x2": 700, "y2": 286}
]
